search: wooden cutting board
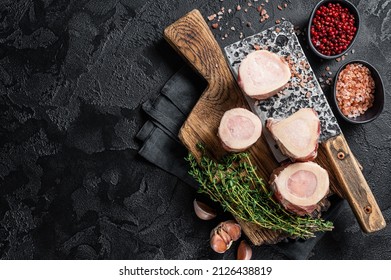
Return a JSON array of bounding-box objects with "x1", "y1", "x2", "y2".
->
[{"x1": 163, "y1": 9, "x2": 385, "y2": 245}]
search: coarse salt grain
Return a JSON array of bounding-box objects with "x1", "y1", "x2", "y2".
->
[
  {"x1": 336, "y1": 63, "x2": 375, "y2": 118},
  {"x1": 207, "y1": 14, "x2": 216, "y2": 21}
]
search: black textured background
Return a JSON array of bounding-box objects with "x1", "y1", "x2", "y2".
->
[{"x1": 0, "y1": 0, "x2": 390, "y2": 259}]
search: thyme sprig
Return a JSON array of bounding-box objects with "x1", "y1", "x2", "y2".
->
[{"x1": 186, "y1": 143, "x2": 333, "y2": 239}]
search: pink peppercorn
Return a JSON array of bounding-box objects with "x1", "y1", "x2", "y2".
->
[{"x1": 310, "y1": 3, "x2": 357, "y2": 56}]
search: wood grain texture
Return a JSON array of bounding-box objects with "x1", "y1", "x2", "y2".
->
[
  {"x1": 163, "y1": 9, "x2": 385, "y2": 245},
  {"x1": 323, "y1": 135, "x2": 386, "y2": 233}
]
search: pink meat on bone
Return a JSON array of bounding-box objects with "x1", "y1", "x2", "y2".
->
[
  {"x1": 238, "y1": 50, "x2": 291, "y2": 100},
  {"x1": 269, "y1": 161, "x2": 330, "y2": 216},
  {"x1": 218, "y1": 108, "x2": 262, "y2": 152},
  {"x1": 267, "y1": 108, "x2": 321, "y2": 162}
]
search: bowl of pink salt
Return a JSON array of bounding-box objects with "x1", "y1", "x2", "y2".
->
[{"x1": 333, "y1": 60, "x2": 385, "y2": 124}]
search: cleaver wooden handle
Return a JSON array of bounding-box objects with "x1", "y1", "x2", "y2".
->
[
  {"x1": 163, "y1": 9, "x2": 234, "y2": 86},
  {"x1": 323, "y1": 134, "x2": 386, "y2": 233}
]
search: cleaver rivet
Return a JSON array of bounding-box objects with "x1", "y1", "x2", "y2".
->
[
  {"x1": 337, "y1": 152, "x2": 345, "y2": 160},
  {"x1": 364, "y1": 205, "x2": 372, "y2": 214}
]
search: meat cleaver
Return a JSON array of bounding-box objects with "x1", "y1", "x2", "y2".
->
[{"x1": 164, "y1": 9, "x2": 386, "y2": 234}]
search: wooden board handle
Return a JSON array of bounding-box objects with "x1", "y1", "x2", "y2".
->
[
  {"x1": 163, "y1": 9, "x2": 232, "y2": 84},
  {"x1": 323, "y1": 134, "x2": 386, "y2": 233},
  {"x1": 163, "y1": 9, "x2": 247, "y2": 161}
]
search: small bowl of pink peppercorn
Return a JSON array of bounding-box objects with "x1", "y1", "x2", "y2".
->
[{"x1": 307, "y1": 0, "x2": 360, "y2": 59}]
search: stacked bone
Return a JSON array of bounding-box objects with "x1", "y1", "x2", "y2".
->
[
  {"x1": 229, "y1": 49, "x2": 330, "y2": 217},
  {"x1": 214, "y1": 50, "x2": 329, "y2": 251},
  {"x1": 266, "y1": 109, "x2": 329, "y2": 216}
]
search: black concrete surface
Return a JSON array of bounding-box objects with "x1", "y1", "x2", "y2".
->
[{"x1": 0, "y1": 0, "x2": 390, "y2": 259}]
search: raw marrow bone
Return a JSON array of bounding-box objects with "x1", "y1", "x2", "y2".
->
[
  {"x1": 218, "y1": 108, "x2": 262, "y2": 152},
  {"x1": 238, "y1": 50, "x2": 291, "y2": 100},
  {"x1": 267, "y1": 108, "x2": 320, "y2": 162},
  {"x1": 270, "y1": 162, "x2": 330, "y2": 216}
]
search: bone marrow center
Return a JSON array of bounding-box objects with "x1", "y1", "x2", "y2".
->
[
  {"x1": 227, "y1": 116, "x2": 255, "y2": 139},
  {"x1": 287, "y1": 170, "x2": 317, "y2": 198}
]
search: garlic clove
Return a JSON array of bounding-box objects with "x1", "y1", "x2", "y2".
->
[
  {"x1": 193, "y1": 199, "x2": 217, "y2": 220},
  {"x1": 237, "y1": 240, "x2": 252, "y2": 260},
  {"x1": 225, "y1": 239, "x2": 234, "y2": 251},
  {"x1": 210, "y1": 231, "x2": 228, "y2": 253},
  {"x1": 222, "y1": 220, "x2": 242, "y2": 241},
  {"x1": 218, "y1": 227, "x2": 233, "y2": 245},
  {"x1": 210, "y1": 220, "x2": 242, "y2": 254}
]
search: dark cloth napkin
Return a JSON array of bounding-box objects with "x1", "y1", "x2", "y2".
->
[
  {"x1": 136, "y1": 66, "x2": 205, "y2": 188},
  {"x1": 136, "y1": 65, "x2": 345, "y2": 260}
]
